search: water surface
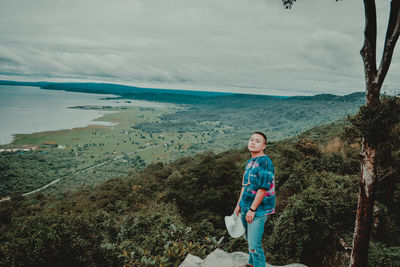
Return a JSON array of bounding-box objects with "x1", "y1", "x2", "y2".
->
[{"x1": 0, "y1": 85, "x2": 161, "y2": 145}]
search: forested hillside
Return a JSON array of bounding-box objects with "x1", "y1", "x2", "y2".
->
[
  {"x1": 0, "y1": 83, "x2": 365, "y2": 199},
  {"x1": 1, "y1": 96, "x2": 399, "y2": 267}
]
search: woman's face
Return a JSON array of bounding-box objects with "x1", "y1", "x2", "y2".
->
[{"x1": 248, "y1": 133, "x2": 266, "y2": 153}]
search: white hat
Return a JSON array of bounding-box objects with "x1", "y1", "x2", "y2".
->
[{"x1": 224, "y1": 213, "x2": 245, "y2": 238}]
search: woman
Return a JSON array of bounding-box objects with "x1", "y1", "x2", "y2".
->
[{"x1": 234, "y1": 132, "x2": 275, "y2": 267}]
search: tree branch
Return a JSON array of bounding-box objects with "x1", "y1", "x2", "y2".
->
[
  {"x1": 376, "y1": 0, "x2": 400, "y2": 87},
  {"x1": 361, "y1": 0, "x2": 378, "y2": 105},
  {"x1": 360, "y1": 0, "x2": 377, "y2": 82}
]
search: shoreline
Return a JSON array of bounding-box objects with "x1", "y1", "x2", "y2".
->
[
  {"x1": 0, "y1": 85, "x2": 165, "y2": 146},
  {"x1": 0, "y1": 146, "x2": 39, "y2": 152},
  {"x1": 0, "y1": 121, "x2": 117, "y2": 147},
  {"x1": 0, "y1": 113, "x2": 118, "y2": 146}
]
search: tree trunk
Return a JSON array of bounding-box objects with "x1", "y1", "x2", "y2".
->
[
  {"x1": 350, "y1": 1, "x2": 400, "y2": 266},
  {"x1": 349, "y1": 141, "x2": 377, "y2": 267}
]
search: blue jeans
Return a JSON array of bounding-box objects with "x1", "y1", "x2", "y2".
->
[{"x1": 241, "y1": 212, "x2": 267, "y2": 267}]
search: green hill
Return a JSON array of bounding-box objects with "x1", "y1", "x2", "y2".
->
[
  {"x1": 1, "y1": 103, "x2": 399, "y2": 266},
  {"x1": 0, "y1": 84, "x2": 365, "y2": 198}
]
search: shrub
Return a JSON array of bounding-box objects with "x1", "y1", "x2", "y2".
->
[
  {"x1": 266, "y1": 172, "x2": 358, "y2": 267},
  {"x1": 368, "y1": 241, "x2": 400, "y2": 267}
]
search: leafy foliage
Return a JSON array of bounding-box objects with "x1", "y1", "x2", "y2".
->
[
  {"x1": 266, "y1": 172, "x2": 358, "y2": 266},
  {"x1": 0, "y1": 212, "x2": 121, "y2": 267},
  {"x1": 0, "y1": 150, "x2": 78, "y2": 197},
  {"x1": 368, "y1": 241, "x2": 400, "y2": 267},
  {"x1": 348, "y1": 96, "x2": 400, "y2": 147},
  {"x1": 162, "y1": 151, "x2": 243, "y2": 226},
  {"x1": 1, "y1": 97, "x2": 400, "y2": 266}
]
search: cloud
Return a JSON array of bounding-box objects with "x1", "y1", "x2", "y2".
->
[
  {"x1": 300, "y1": 30, "x2": 359, "y2": 71},
  {"x1": 0, "y1": 0, "x2": 399, "y2": 95}
]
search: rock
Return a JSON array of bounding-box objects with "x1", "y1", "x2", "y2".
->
[
  {"x1": 179, "y1": 248, "x2": 308, "y2": 267},
  {"x1": 201, "y1": 249, "x2": 248, "y2": 267},
  {"x1": 179, "y1": 249, "x2": 247, "y2": 267},
  {"x1": 180, "y1": 254, "x2": 203, "y2": 267}
]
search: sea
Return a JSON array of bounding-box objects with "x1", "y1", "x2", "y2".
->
[{"x1": 0, "y1": 85, "x2": 163, "y2": 145}]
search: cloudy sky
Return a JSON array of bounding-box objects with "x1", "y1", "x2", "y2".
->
[{"x1": 0, "y1": 0, "x2": 399, "y2": 96}]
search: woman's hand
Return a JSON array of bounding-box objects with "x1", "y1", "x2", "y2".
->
[
  {"x1": 246, "y1": 210, "x2": 255, "y2": 224},
  {"x1": 234, "y1": 204, "x2": 241, "y2": 216}
]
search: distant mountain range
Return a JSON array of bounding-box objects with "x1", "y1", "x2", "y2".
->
[
  {"x1": 0, "y1": 80, "x2": 232, "y2": 98},
  {"x1": 0, "y1": 80, "x2": 364, "y2": 105}
]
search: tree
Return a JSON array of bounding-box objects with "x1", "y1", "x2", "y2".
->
[{"x1": 282, "y1": 0, "x2": 400, "y2": 266}]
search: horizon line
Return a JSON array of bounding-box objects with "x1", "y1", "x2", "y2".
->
[{"x1": 0, "y1": 79, "x2": 365, "y2": 98}]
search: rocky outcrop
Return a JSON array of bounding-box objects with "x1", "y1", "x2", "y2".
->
[{"x1": 179, "y1": 249, "x2": 308, "y2": 267}]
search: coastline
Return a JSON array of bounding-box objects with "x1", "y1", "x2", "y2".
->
[
  {"x1": 0, "y1": 108, "x2": 117, "y2": 146},
  {"x1": 0, "y1": 84, "x2": 164, "y2": 146},
  {"x1": 0, "y1": 120, "x2": 117, "y2": 148}
]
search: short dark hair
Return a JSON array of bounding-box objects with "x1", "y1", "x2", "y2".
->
[{"x1": 253, "y1": 131, "x2": 267, "y2": 144}]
